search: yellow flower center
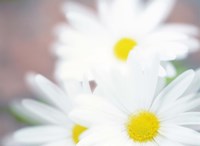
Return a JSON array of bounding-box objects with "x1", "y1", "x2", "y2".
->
[
  {"x1": 114, "y1": 38, "x2": 137, "y2": 61},
  {"x1": 72, "y1": 124, "x2": 87, "y2": 144},
  {"x1": 126, "y1": 111, "x2": 160, "y2": 143}
]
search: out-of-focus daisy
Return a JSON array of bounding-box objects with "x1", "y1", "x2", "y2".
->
[
  {"x1": 70, "y1": 53, "x2": 200, "y2": 146},
  {"x1": 11, "y1": 75, "x2": 91, "y2": 146},
  {"x1": 54, "y1": 0, "x2": 199, "y2": 80}
]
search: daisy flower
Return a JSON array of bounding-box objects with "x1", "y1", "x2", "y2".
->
[
  {"x1": 54, "y1": 0, "x2": 199, "y2": 80},
  {"x1": 70, "y1": 53, "x2": 200, "y2": 146},
  {"x1": 11, "y1": 75, "x2": 91, "y2": 146}
]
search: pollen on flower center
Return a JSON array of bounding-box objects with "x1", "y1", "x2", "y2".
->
[
  {"x1": 114, "y1": 38, "x2": 137, "y2": 61},
  {"x1": 72, "y1": 124, "x2": 87, "y2": 144},
  {"x1": 126, "y1": 111, "x2": 160, "y2": 143}
]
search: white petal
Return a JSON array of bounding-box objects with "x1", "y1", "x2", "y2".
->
[
  {"x1": 161, "y1": 125, "x2": 200, "y2": 145},
  {"x1": 128, "y1": 50, "x2": 160, "y2": 109},
  {"x1": 55, "y1": 26, "x2": 108, "y2": 50},
  {"x1": 134, "y1": 0, "x2": 175, "y2": 34},
  {"x1": 55, "y1": 60, "x2": 93, "y2": 81},
  {"x1": 105, "y1": 67, "x2": 141, "y2": 112},
  {"x1": 62, "y1": 1, "x2": 92, "y2": 19},
  {"x1": 159, "y1": 94, "x2": 200, "y2": 120},
  {"x1": 78, "y1": 128, "x2": 120, "y2": 146},
  {"x1": 165, "y1": 112, "x2": 200, "y2": 125},
  {"x1": 74, "y1": 94, "x2": 126, "y2": 119},
  {"x1": 70, "y1": 109, "x2": 115, "y2": 127},
  {"x1": 143, "y1": 25, "x2": 199, "y2": 56},
  {"x1": 108, "y1": 0, "x2": 141, "y2": 34},
  {"x1": 145, "y1": 31, "x2": 188, "y2": 42},
  {"x1": 184, "y1": 69, "x2": 200, "y2": 95},
  {"x1": 155, "y1": 77, "x2": 166, "y2": 96},
  {"x1": 157, "y1": 93, "x2": 196, "y2": 119},
  {"x1": 184, "y1": 38, "x2": 200, "y2": 53},
  {"x1": 163, "y1": 62, "x2": 177, "y2": 77},
  {"x1": 103, "y1": 136, "x2": 135, "y2": 146},
  {"x1": 27, "y1": 74, "x2": 72, "y2": 114},
  {"x1": 42, "y1": 139, "x2": 74, "y2": 146},
  {"x1": 66, "y1": 9, "x2": 108, "y2": 36},
  {"x1": 159, "y1": 65, "x2": 168, "y2": 77},
  {"x1": 160, "y1": 62, "x2": 177, "y2": 78},
  {"x1": 151, "y1": 70, "x2": 195, "y2": 113},
  {"x1": 11, "y1": 101, "x2": 46, "y2": 124},
  {"x1": 93, "y1": 51, "x2": 160, "y2": 114},
  {"x1": 97, "y1": 0, "x2": 114, "y2": 30},
  {"x1": 22, "y1": 99, "x2": 71, "y2": 126},
  {"x1": 160, "y1": 24, "x2": 199, "y2": 36},
  {"x1": 155, "y1": 136, "x2": 184, "y2": 146},
  {"x1": 92, "y1": 66, "x2": 137, "y2": 112},
  {"x1": 62, "y1": 80, "x2": 83, "y2": 98},
  {"x1": 111, "y1": 0, "x2": 142, "y2": 17},
  {"x1": 14, "y1": 126, "x2": 68, "y2": 144},
  {"x1": 82, "y1": 77, "x2": 92, "y2": 94},
  {"x1": 78, "y1": 128, "x2": 132, "y2": 146},
  {"x1": 144, "y1": 42, "x2": 189, "y2": 61},
  {"x1": 60, "y1": 73, "x2": 92, "y2": 95},
  {"x1": 70, "y1": 95, "x2": 126, "y2": 127},
  {"x1": 55, "y1": 25, "x2": 94, "y2": 47}
]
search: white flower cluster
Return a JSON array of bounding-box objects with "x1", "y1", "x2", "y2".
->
[{"x1": 3, "y1": 0, "x2": 200, "y2": 146}]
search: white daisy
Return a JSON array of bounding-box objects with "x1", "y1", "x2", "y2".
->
[
  {"x1": 54, "y1": 0, "x2": 199, "y2": 80},
  {"x1": 12, "y1": 75, "x2": 91, "y2": 146},
  {"x1": 70, "y1": 53, "x2": 200, "y2": 146}
]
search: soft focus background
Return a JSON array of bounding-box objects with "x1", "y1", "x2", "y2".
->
[{"x1": 0, "y1": 0, "x2": 200, "y2": 140}]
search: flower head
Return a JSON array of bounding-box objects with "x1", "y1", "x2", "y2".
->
[
  {"x1": 70, "y1": 53, "x2": 200, "y2": 146},
  {"x1": 12, "y1": 75, "x2": 91, "y2": 146},
  {"x1": 54, "y1": 0, "x2": 199, "y2": 80}
]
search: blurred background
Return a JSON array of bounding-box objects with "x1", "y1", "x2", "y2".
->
[{"x1": 0, "y1": 0, "x2": 199, "y2": 140}]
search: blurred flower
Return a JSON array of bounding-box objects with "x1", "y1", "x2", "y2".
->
[
  {"x1": 10, "y1": 75, "x2": 91, "y2": 146},
  {"x1": 53, "y1": 0, "x2": 199, "y2": 80},
  {"x1": 70, "y1": 53, "x2": 200, "y2": 146}
]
